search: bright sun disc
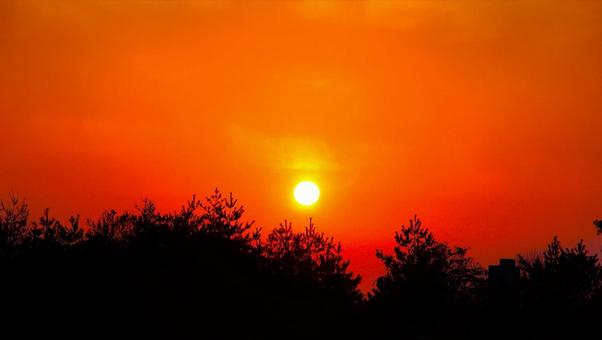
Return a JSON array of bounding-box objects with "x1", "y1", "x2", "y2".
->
[{"x1": 294, "y1": 181, "x2": 320, "y2": 206}]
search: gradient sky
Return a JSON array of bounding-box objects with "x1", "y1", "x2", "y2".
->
[{"x1": 1, "y1": 0, "x2": 601, "y2": 290}]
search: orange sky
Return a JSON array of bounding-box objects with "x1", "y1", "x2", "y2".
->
[{"x1": 1, "y1": 0, "x2": 601, "y2": 290}]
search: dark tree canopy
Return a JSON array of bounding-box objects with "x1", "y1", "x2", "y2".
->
[
  {"x1": 263, "y1": 218, "x2": 362, "y2": 303},
  {"x1": 0, "y1": 194, "x2": 29, "y2": 247},
  {"x1": 370, "y1": 216, "x2": 484, "y2": 338},
  {"x1": 518, "y1": 236, "x2": 602, "y2": 337},
  {"x1": 2, "y1": 193, "x2": 602, "y2": 340},
  {"x1": 0, "y1": 190, "x2": 360, "y2": 339},
  {"x1": 372, "y1": 216, "x2": 483, "y2": 301},
  {"x1": 519, "y1": 237, "x2": 601, "y2": 305}
]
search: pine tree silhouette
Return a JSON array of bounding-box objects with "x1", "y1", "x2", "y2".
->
[
  {"x1": 369, "y1": 216, "x2": 484, "y2": 339},
  {"x1": 2, "y1": 193, "x2": 602, "y2": 340},
  {"x1": 518, "y1": 236, "x2": 602, "y2": 339}
]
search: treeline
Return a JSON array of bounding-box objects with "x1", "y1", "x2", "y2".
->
[{"x1": 0, "y1": 191, "x2": 601, "y2": 339}]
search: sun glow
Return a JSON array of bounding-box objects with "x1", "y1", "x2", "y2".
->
[{"x1": 294, "y1": 181, "x2": 320, "y2": 206}]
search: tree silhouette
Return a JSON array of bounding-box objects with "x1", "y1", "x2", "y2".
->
[
  {"x1": 264, "y1": 218, "x2": 362, "y2": 300},
  {"x1": 518, "y1": 236, "x2": 602, "y2": 338},
  {"x1": 199, "y1": 189, "x2": 257, "y2": 241},
  {"x1": 2, "y1": 191, "x2": 602, "y2": 339},
  {"x1": 370, "y1": 216, "x2": 484, "y2": 339},
  {"x1": 87, "y1": 209, "x2": 133, "y2": 241},
  {"x1": 85, "y1": 192, "x2": 265, "y2": 338},
  {"x1": 0, "y1": 194, "x2": 28, "y2": 248},
  {"x1": 258, "y1": 218, "x2": 362, "y2": 338},
  {"x1": 25, "y1": 209, "x2": 83, "y2": 247},
  {"x1": 2, "y1": 189, "x2": 366, "y2": 338}
]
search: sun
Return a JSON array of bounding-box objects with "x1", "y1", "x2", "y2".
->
[{"x1": 294, "y1": 181, "x2": 320, "y2": 206}]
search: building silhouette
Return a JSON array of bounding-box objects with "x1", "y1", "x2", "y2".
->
[
  {"x1": 489, "y1": 258, "x2": 520, "y2": 294},
  {"x1": 488, "y1": 258, "x2": 520, "y2": 321}
]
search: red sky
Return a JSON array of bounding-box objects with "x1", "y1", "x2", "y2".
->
[{"x1": 1, "y1": 0, "x2": 601, "y2": 290}]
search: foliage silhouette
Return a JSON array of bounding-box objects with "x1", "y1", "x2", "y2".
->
[
  {"x1": 263, "y1": 218, "x2": 362, "y2": 302},
  {"x1": 0, "y1": 190, "x2": 360, "y2": 339},
  {"x1": 517, "y1": 236, "x2": 602, "y2": 339},
  {"x1": 1, "y1": 193, "x2": 602, "y2": 339},
  {"x1": 0, "y1": 193, "x2": 28, "y2": 248},
  {"x1": 369, "y1": 216, "x2": 485, "y2": 339}
]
